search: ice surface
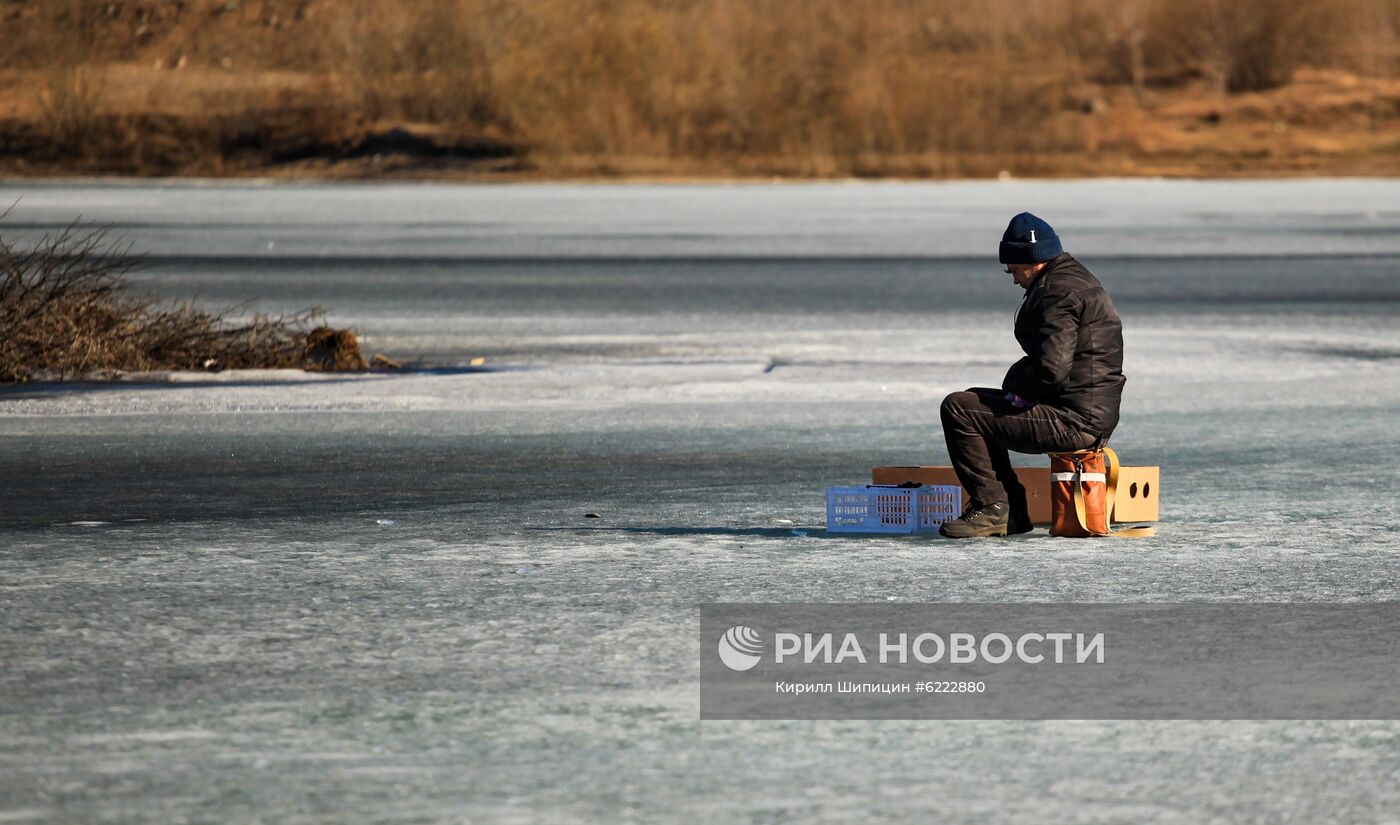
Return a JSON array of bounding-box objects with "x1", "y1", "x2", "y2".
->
[
  {"x1": 1, "y1": 181, "x2": 1399, "y2": 823},
  {"x1": 5, "y1": 177, "x2": 1400, "y2": 259}
]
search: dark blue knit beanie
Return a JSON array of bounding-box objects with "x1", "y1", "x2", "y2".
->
[{"x1": 999, "y1": 212, "x2": 1063, "y2": 264}]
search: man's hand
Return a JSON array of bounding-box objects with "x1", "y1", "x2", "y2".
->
[{"x1": 1005, "y1": 392, "x2": 1033, "y2": 409}]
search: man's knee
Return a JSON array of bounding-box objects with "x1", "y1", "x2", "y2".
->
[{"x1": 940, "y1": 390, "x2": 978, "y2": 424}]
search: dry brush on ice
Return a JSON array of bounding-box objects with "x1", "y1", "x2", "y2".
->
[{"x1": 0, "y1": 221, "x2": 381, "y2": 382}]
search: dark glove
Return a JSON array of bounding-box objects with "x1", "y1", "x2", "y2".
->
[{"x1": 1001, "y1": 356, "x2": 1038, "y2": 401}]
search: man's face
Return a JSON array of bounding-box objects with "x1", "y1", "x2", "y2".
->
[{"x1": 1005, "y1": 262, "x2": 1042, "y2": 289}]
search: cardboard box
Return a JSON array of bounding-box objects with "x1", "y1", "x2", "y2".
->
[
  {"x1": 1111, "y1": 465, "x2": 1160, "y2": 523},
  {"x1": 871, "y1": 465, "x2": 1159, "y2": 525}
]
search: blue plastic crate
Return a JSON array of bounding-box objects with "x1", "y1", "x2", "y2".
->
[{"x1": 825, "y1": 484, "x2": 962, "y2": 534}]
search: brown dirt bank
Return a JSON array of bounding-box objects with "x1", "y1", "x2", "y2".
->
[{"x1": 4, "y1": 0, "x2": 1400, "y2": 180}]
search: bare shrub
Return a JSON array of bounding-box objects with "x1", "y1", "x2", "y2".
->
[
  {"x1": 478, "y1": 0, "x2": 1084, "y2": 172},
  {"x1": 330, "y1": 0, "x2": 499, "y2": 130},
  {"x1": 1148, "y1": 0, "x2": 1347, "y2": 92},
  {"x1": 36, "y1": 67, "x2": 103, "y2": 158},
  {"x1": 1338, "y1": 0, "x2": 1400, "y2": 77},
  {"x1": 0, "y1": 223, "x2": 330, "y2": 382},
  {"x1": 2, "y1": 0, "x2": 102, "y2": 70}
]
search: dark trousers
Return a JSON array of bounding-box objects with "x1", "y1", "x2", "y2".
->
[{"x1": 940, "y1": 388, "x2": 1099, "y2": 511}]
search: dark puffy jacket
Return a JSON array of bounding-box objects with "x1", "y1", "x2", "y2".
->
[{"x1": 1001, "y1": 253, "x2": 1125, "y2": 438}]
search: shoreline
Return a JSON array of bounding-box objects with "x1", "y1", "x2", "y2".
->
[{"x1": 7, "y1": 170, "x2": 1400, "y2": 186}]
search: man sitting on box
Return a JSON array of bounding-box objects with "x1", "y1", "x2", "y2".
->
[{"x1": 938, "y1": 213, "x2": 1126, "y2": 538}]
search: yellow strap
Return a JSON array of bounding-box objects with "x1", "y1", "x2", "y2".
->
[
  {"x1": 1070, "y1": 459, "x2": 1086, "y2": 534},
  {"x1": 1104, "y1": 446, "x2": 1119, "y2": 502},
  {"x1": 1104, "y1": 446, "x2": 1156, "y2": 538},
  {"x1": 1109, "y1": 525, "x2": 1157, "y2": 537}
]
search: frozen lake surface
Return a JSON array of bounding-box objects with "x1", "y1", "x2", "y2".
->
[{"x1": 2, "y1": 180, "x2": 1399, "y2": 823}]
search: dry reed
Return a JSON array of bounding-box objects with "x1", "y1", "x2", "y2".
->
[{"x1": 3, "y1": 0, "x2": 1399, "y2": 175}]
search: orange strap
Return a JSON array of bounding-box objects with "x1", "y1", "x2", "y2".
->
[{"x1": 1064, "y1": 447, "x2": 1156, "y2": 538}]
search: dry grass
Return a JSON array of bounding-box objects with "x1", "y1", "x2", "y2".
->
[
  {"x1": 0, "y1": 222, "x2": 338, "y2": 382},
  {"x1": 1, "y1": 0, "x2": 1399, "y2": 177},
  {"x1": 36, "y1": 67, "x2": 102, "y2": 157}
]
